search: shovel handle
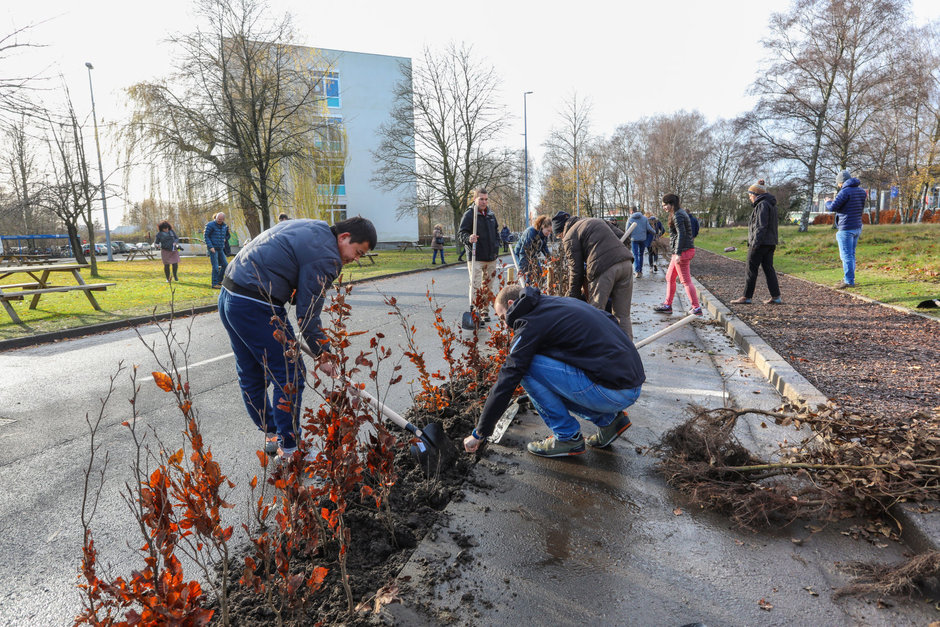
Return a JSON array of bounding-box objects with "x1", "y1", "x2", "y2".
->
[
  {"x1": 298, "y1": 343, "x2": 421, "y2": 436},
  {"x1": 620, "y1": 221, "x2": 637, "y2": 243},
  {"x1": 635, "y1": 313, "x2": 697, "y2": 349}
]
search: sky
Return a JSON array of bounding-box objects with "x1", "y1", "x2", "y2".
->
[{"x1": 4, "y1": 0, "x2": 939, "y2": 226}]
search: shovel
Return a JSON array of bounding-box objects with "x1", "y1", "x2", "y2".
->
[
  {"x1": 508, "y1": 245, "x2": 524, "y2": 287},
  {"x1": 461, "y1": 209, "x2": 478, "y2": 330},
  {"x1": 300, "y1": 343, "x2": 457, "y2": 476}
]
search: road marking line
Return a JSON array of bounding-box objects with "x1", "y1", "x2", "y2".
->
[
  {"x1": 139, "y1": 353, "x2": 234, "y2": 382},
  {"x1": 642, "y1": 384, "x2": 726, "y2": 398}
]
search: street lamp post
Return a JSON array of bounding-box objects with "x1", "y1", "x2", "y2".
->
[
  {"x1": 85, "y1": 62, "x2": 113, "y2": 261},
  {"x1": 523, "y1": 91, "x2": 533, "y2": 230}
]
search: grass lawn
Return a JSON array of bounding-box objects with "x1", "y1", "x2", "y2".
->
[
  {"x1": 0, "y1": 248, "x2": 460, "y2": 341},
  {"x1": 694, "y1": 223, "x2": 940, "y2": 315}
]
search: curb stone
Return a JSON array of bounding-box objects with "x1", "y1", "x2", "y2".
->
[{"x1": 692, "y1": 275, "x2": 940, "y2": 555}]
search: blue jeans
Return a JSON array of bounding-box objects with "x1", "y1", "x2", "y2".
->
[
  {"x1": 631, "y1": 241, "x2": 646, "y2": 273},
  {"x1": 208, "y1": 249, "x2": 228, "y2": 286},
  {"x1": 217, "y1": 289, "x2": 305, "y2": 449},
  {"x1": 835, "y1": 228, "x2": 861, "y2": 285},
  {"x1": 432, "y1": 249, "x2": 445, "y2": 263},
  {"x1": 521, "y1": 355, "x2": 642, "y2": 440}
]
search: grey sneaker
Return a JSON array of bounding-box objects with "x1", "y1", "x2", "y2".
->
[
  {"x1": 586, "y1": 412, "x2": 632, "y2": 448},
  {"x1": 526, "y1": 434, "x2": 586, "y2": 457}
]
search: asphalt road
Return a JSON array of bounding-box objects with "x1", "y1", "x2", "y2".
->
[
  {"x1": 0, "y1": 261, "x2": 936, "y2": 625},
  {"x1": 0, "y1": 263, "x2": 471, "y2": 625}
]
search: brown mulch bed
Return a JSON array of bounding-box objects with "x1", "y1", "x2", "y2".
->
[{"x1": 691, "y1": 249, "x2": 940, "y2": 417}]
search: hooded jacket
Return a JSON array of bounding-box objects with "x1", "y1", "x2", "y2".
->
[
  {"x1": 828, "y1": 177, "x2": 866, "y2": 231},
  {"x1": 562, "y1": 216, "x2": 633, "y2": 299},
  {"x1": 223, "y1": 219, "x2": 341, "y2": 353},
  {"x1": 626, "y1": 212, "x2": 654, "y2": 243},
  {"x1": 748, "y1": 193, "x2": 778, "y2": 247},
  {"x1": 513, "y1": 225, "x2": 548, "y2": 273},
  {"x1": 457, "y1": 206, "x2": 500, "y2": 261},
  {"x1": 474, "y1": 287, "x2": 646, "y2": 438}
]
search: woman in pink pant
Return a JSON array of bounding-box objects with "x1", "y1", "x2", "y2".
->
[{"x1": 653, "y1": 194, "x2": 702, "y2": 316}]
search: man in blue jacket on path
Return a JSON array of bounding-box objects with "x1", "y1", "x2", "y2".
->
[
  {"x1": 204, "y1": 212, "x2": 231, "y2": 288},
  {"x1": 462, "y1": 284, "x2": 645, "y2": 457},
  {"x1": 218, "y1": 217, "x2": 376, "y2": 459},
  {"x1": 828, "y1": 170, "x2": 867, "y2": 288}
]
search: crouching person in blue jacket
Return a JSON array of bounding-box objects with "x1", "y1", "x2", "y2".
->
[
  {"x1": 218, "y1": 216, "x2": 376, "y2": 461},
  {"x1": 463, "y1": 284, "x2": 645, "y2": 457}
]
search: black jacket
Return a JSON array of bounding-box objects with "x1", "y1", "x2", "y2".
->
[
  {"x1": 669, "y1": 209, "x2": 695, "y2": 255},
  {"x1": 748, "y1": 193, "x2": 778, "y2": 247},
  {"x1": 474, "y1": 287, "x2": 646, "y2": 438},
  {"x1": 458, "y1": 207, "x2": 500, "y2": 262}
]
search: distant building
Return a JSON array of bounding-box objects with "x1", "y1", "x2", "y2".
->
[{"x1": 289, "y1": 46, "x2": 416, "y2": 243}]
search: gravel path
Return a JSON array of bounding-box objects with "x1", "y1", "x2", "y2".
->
[{"x1": 691, "y1": 249, "x2": 940, "y2": 417}]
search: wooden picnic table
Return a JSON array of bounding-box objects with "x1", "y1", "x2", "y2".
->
[
  {"x1": 124, "y1": 248, "x2": 156, "y2": 261},
  {"x1": 0, "y1": 253, "x2": 51, "y2": 266},
  {"x1": 355, "y1": 252, "x2": 379, "y2": 267},
  {"x1": 0, "y1": 263, "x2": 115, "y2": 325},
  {"x1": 396, "y1": 242, "x2": 425, "y2": 252}
]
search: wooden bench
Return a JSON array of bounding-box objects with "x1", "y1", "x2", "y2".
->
[
  {"x1": 2, "y1": 283, "x2": 115, "y2": 299},
  {"x1": 355, "y1": 252, "x2": 379, "y2": 267}
]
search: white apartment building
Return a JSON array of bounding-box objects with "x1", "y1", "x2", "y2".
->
[{"x1": 304, "y1": 46, "x2": 417, "y2": 243}]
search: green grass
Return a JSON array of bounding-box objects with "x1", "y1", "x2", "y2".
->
[
  {"x1": 694, "y1": 223, "x2": 940, "y2": 314},
  {"x1": 0, "y1": 249, "x2": 459, "y2": 340}
]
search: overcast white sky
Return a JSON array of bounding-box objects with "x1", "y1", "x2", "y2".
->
[{"x1": 4, "y1": 0, "x2": 939, "y2": 225}]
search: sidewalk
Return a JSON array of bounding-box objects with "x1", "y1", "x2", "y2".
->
[{"x1": 385, "y1": 268, "x2": 937, "y2": 625}]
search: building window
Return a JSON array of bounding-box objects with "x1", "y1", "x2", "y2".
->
[
  {"x1": 329, "y1": 205, "x2": 347, "y2": 223},
  {"x1": 311, "y1": 70, "x2": 340, "y2": 108},
  {"x1": 318, "y1": 172, "x2": 346, "y2": 197}
]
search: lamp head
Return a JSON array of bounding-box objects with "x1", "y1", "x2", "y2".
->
[{"x1": 85, "y1": 62, "x2": 94, "y2": 70}]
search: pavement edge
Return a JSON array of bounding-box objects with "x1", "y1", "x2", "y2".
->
[{"x1": 692, "y1": 276, "x2": 940, "y2": 554}]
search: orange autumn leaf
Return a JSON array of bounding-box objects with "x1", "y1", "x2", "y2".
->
[{"x1": 152, "y1": 371, "x2": 174, "y2": 392}]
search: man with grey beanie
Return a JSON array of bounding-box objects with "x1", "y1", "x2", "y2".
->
[{"x1": 828, "y1": 170, "x2": 866, "y2": 288}]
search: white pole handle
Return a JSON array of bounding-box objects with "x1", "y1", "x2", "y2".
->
[
  {"x1": 635, "y1": 313, "x2": 696, "y2": 349},
  {"x1": 620, "y1": 221, "x2": 637, "y2": 243}
]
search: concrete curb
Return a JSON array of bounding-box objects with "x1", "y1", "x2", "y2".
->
[
  {"x1": 692, "y1": 277, "x2": 829, "y2": 409},
  {"x1": 0, "y1": 260, "x2": 471, "y2": 353},
  {"x1": 692, "y1": 275, "x2": 939, "y2": 555}
]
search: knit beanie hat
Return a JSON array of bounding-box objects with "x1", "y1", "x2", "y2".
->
[
  {"x1": 837, "y1": 170, "x2": 852, "y2": 186},
  {"x1": 748, "y1": 179, "x2": 767, "y2": 195},
  {"x1": 551, "y1": 211, "x2": 570, "y2": 236}
]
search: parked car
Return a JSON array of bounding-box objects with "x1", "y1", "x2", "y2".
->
[
  {"x1": 176, "y1": 237, "x2": 207, "y2": 256},
  {"x1": 81, "y1": 243, "x2": 108, "y2": 256},
  {"x1": 107, "y1": 240, "x2": 131, "y2": 254}
]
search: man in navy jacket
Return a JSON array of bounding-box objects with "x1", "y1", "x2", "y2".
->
[
  {"x1": 463, "y1": 285, "x2": 645, "y2": 457},
  {"x1": 218, "y1": 217, "x2": 376, "y2": 459},
  {"x1": 828, "y1": 170, "x2": 867, "y2": 288}
]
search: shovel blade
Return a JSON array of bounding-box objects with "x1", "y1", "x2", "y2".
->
[
  {"x1": 409, "y1": 421, "x2": 457, "y2": 477},
  {"x1": 461, "y1": 310, "x2": 477, "y2": 330}
]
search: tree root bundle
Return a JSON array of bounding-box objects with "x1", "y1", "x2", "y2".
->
[
  {"x1": 655, "y1": 403, "x2": 940, "y2": 531},
  {"x1": 834, "y1": 551, "x2": 940, "y2": 599}
]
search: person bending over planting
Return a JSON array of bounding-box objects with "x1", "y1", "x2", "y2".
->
[
  {"x1": 218, "y1": 216, "x2": 376, "y2": 461},
  {"x1": 463, "y1": 284, "x2": 645, "y2": 457}
]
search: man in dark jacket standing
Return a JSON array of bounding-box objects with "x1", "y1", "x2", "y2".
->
[
  {"x1": 462, "y1": 285, "x2": 645, "y2": 457},
  {"x1": 458, "y1": 188, "x2": 501, "y2": 319},
  {"x1": 204, "y1": 212, "x2": 231, "y2": 288},
  {"x1": 828, "y1": 170, "x2": 866, "y2": 288},
  {"x1": 218, "y1": 217, "x2": 376, "y2": 460},
  {"x1": 555, "y1": 214, "x2": 635, "y2": 339},
  {"x1": 732, "y1": 180, "x2": 782, "y2": 305}
]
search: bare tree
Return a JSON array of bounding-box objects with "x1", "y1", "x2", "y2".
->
[
  {"x1": 125, "y1": 0, "x2": 337, "y2": 237},
  {"x1": 373, "y1": 43, "x2": 509, "y2": 232},
  {"x1": 542, "y1": 92, "x2": 593, "y2": 216},
  {"x1": 750, "y1": 0, "x2": 850, "y2": 231},
  {"x1": 5, "y1": 117, "x2": 39, "y2": 233},
  {"x1": 0, "y1": 22, "x2": 46, "y2": 123}
]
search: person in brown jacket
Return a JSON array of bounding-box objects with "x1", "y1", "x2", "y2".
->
[{"x1": 554, "y1": 213, "x2": 635, "y2": 339}]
